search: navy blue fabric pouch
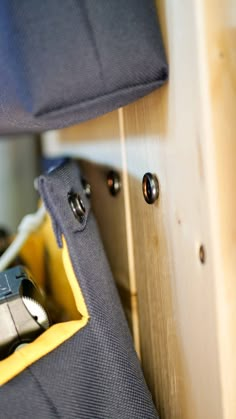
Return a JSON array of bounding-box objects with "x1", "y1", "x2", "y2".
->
[
  {"x1": 0, "y1": 161, "x2": 159, "y2": 418},
  {"x1": 0, "y1": 0, "x2": 167, "y2": 134}
]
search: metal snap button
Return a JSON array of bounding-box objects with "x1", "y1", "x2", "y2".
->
[
  {"x1": 81, "y1": 177, "x2": 91, "y2": 199},
  {"x1": 142, "y1": 173, "x2": 159, "y2": 204},
  {"x1": 107, "y1": 170, "x2": 121, "y2": 196},
  {"x1": 68, "y1": 192, "x2": 86, "y2": 222}
]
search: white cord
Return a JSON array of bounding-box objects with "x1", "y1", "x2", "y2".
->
[{"x1": 0, "y1": 205, "x2": 46, "y2": 272}]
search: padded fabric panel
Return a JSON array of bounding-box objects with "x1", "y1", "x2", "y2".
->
[
  {"x1": 0, "y1": 162, "x2": 159, "y2": 418},
  {"x1": 0, "y1": 0, "x2": 167, "y2": 134}
]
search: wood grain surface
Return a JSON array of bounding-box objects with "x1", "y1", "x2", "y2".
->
[
  {"x1": 197, "y1": 1, "x2": 236, "y2": 418},
  {"x1": 42, "y1": 0, "x2": 236, "y2": 417}
]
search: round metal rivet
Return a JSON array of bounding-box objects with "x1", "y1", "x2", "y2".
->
[
  {"x1": 68, "y1": 193, "x2": 86, "y2": 222},
  {"x1": 199, "y1": 244, "x2": 206, "y2": 264},
  {"x1": 142, "y1": 173, "x2": 159, "y2": 204},
  {"x1": 107, "y1": 170, "x2": 121, "y2": 196},
  {"x1": 81, "y1": 177, "x2": 91, "y2": 199}
]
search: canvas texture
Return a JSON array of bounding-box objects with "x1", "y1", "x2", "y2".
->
[
  {"x1": 0, "y1": 0, "x2": 167, "y2": 134},
  {"x1": 0, "y1": 161, "x2": 159, "y2": 419}
]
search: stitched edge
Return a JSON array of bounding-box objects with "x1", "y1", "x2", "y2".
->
[{"x1": 28, "y1": 367, "x2": 62, "y2": 418}]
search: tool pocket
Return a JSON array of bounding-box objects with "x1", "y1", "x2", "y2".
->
[
  {"x1": 0, "y1": 205, "x2": 89, "y2": 385},
  {"x1": 0, "y1": 161, "x2": 159, "y2": 419}
]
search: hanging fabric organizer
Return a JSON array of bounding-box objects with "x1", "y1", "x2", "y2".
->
[
  {"x1": 0, "y1": 0, "x2": 167, "y2": 134},
  {"x1": 0, "y1": 1, "x2": 168, "y2": 417},
  {"x1": 0, "y1": 161, "x2": 159, "y2": 418}
]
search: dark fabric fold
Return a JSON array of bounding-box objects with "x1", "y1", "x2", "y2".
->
[{"x1": 0, "y1": 0, "x2": 167, "y2": 133}]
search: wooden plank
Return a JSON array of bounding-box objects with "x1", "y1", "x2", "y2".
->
[
  {"x1": 42, "y1": 112, "x2": 139, "y2": 342},
  {"x1": 197, "y1": 1, "x2": 236, "y2": 418},
  {"x1": 43, "y1": 112, "x2": 122, "y2": 168},
  {"x1": 79, "y1": 158, "x2": 137, "y2": 336},
  {"x1": 120, "y1": 90, "x2": 183, "y2": 419},
  {"x1": 119, "y1": 0, "x2": 233, "y2": 417},
  {"x1": 42, "y1": 1, "x2": 236, "y2": 417}
]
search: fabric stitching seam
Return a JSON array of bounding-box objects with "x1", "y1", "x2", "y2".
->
[{"x1": 28, "y1": 366, "x2": 62, "y2": 418}]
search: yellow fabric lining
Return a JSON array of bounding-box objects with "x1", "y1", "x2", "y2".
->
[
  {"x1": 41, "y1": 219, "x2": 82, "y2": 322},
  {"x1": 61, "y1": 237, "x2": 88, "y2": 319},
  {"x1": 0, "y1": 229, "x2": 89, "y2": 386}
]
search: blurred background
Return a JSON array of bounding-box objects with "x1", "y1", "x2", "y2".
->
[{"x1": 0, "y1": 136, "x2": 39, "y2": 232}]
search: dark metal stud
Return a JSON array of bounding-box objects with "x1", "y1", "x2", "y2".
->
[
  {"x1": 199, "y1": 244, "x2": 206, "y2": 264},
  {"x1": 81, "y1": 177, "x2": 91, "y2": 199},
  {"x1": 142, "y1": 173, "x2": 159, "y2": 204},
  {"x1": 107, "y1": 170, "x2": 121, "y2": 196},
  {"x1": 68, "y1": 192, "x2": 86, "y2": 223}
]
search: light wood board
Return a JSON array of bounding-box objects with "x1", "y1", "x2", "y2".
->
[{"x1": 42, "y1": 0, "x2": 236, "y2": 417}]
